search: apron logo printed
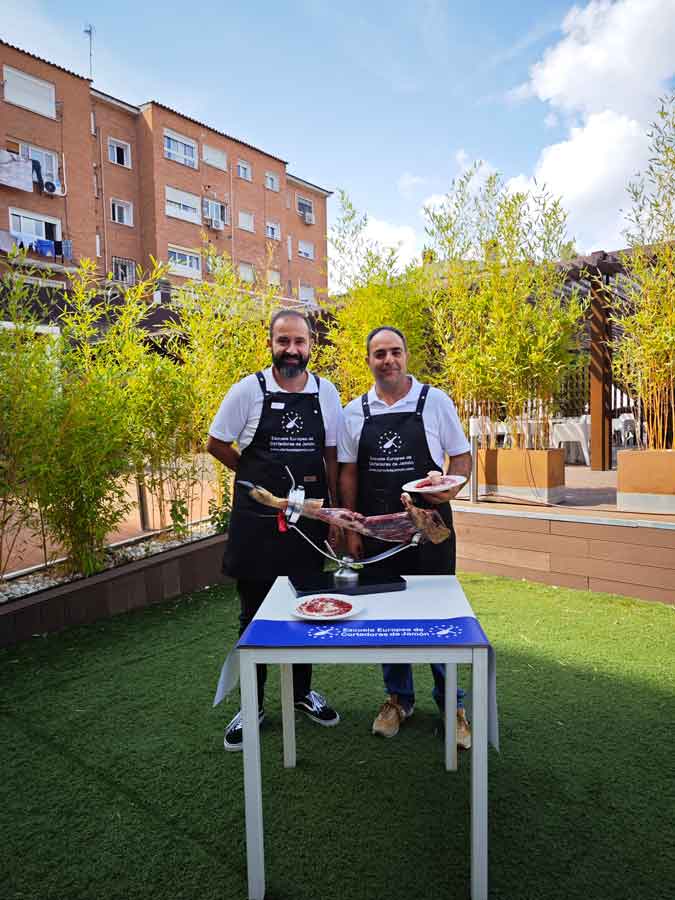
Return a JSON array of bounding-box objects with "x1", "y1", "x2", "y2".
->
[
  {"x1": 377, "y1": 430, "x2": 403, "y2": 454},
  {"x1": 281, "y1": 411, "x2": 304, "y2": 433}
]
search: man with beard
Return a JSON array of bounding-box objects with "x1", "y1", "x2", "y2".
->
[
  {"x1": 207, "y1": 309, "x2": 342, "y2": 750},
  {"x1": 338, "y1": 325, "x2": 472, "y2": 745}
]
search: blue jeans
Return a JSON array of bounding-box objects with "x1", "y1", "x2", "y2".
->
[{"x1": 382, "y1": 663, "x2": 464, "y2": 712}]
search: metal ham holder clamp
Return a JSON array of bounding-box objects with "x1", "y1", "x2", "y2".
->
[{"x1": 277, "y1": 467, "x2": 419, "y2": 596}]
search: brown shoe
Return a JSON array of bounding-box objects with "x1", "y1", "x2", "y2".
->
[
  {"x1": 457, "y1": 707, "x2": 472, "y2": 750},
  {"x1": 372, "y1": 694, "x2": 413, "y2": 738}
]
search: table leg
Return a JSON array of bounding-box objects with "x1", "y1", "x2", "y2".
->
[
  {"x1": 445, "y1": 661, "x2": 458, "y2": 772},
  {"x1": 280, "y1": 663, "x2": 296, "y2": 768},
  {"x1": 471, "y1": 647, "x2": 488, "y2": 900},
  {"x1": 240, "y1": 653, "x2": 265, "y2": 900}
]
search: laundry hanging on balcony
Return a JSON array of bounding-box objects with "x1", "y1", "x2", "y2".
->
[
  {"x1": 35, "y1": 239, "x2": 55, "y2": 257},
  {"x1": 0, "y1": 150, "x2": 33, "y2": 192}
]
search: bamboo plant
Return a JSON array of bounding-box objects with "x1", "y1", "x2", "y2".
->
[
  {"x1": 318, "y1": 191, "x2": 432, "y2": 401},
  {"x1": 425, "y1": 165, "x2": 586, "y2": 447},
  {"x1": 0, "y1": 256, "x2": 59, "y2": 575},
  {"x1": 612, "y1": 94, "x2": 675, "y2": 450}
]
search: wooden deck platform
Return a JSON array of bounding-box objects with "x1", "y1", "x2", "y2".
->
[{"x1": 454, "y1": 467, "x2": 675, "y2": 605}]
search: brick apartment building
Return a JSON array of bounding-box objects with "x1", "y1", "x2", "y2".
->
[{"x1": 0, "y1": 40, "x2": 331, "y2": 305}]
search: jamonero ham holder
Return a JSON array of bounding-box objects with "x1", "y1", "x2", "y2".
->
[{"x1": 237, "y1": 466, "x2": 451, "y2": 596}]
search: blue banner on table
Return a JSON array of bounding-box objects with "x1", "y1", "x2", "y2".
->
[{"x1": 238, "y1": 616, "x2": 490, "y2": 648}]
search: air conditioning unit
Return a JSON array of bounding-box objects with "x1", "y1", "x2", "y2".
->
[
  {"x1": 43, "y1": 180, "x2": 65, "y2": 197},
  {"x1": 211, "y1": 218, "x2": 225, "y2": 231},
  {"x1": 303, "y1": 211, "x2": 315, "y2": 225}
]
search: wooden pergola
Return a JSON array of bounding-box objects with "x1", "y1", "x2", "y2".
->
[{"x1": 563, "y1": 250, "x2": 628, "y2": 471}]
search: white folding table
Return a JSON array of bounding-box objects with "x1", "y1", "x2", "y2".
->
[{"x1": 230, "y1": 574, "x2": 498, "y2": 900}]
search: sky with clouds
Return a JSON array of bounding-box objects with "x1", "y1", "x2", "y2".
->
[{"x1": 3, "y1": 0, "x2": 675, "y2": 268}]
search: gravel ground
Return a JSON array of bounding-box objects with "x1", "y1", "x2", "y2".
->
[{"x1": 0, "y1": 523, "x2": 218, "y2": 604}]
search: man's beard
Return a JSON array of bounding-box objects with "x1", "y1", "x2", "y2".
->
[{"x1": 272, "y1": 351, "x2": 309, "y2": 379}]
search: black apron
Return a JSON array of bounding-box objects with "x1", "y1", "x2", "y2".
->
[
  {"x1": 356, "y1": 383, "x2": 456, "y2": 575},
  {"x1": 223, "y1": 371, "x2": 328, "y2": 578}
]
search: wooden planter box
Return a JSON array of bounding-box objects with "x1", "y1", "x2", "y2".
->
[
  {"x1": 617, "y1": 449, "x2": 675, "y2": 514},
  {"x1": 0, "y1": 533, "x2": 228, "y2": 649},
  {"x1": 472, "y1": 448, "x2": 566, "y2": 503}
]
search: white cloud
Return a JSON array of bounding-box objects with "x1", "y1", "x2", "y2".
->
[
  {"x1": 507, "y1": 111, "x2": 648, "y2": 251},
  {"x1": 508, "y1": 0, "x2": 675, "y2": 253},
  {"x1": 364, "y1": 217, "x2": 423, "y2": 268},
  {"x1": 454, "y1": 148, "x2": 470, "y2": 171},
  {"x1": 522, "y1": 0, "x2": 675, "y2": 121},
  {"x1": 397, "y1": 172, "x2": 428, "y2": 197},
  {"x1": 421, "y1": 192, "x2": 448, "y2": 215}
]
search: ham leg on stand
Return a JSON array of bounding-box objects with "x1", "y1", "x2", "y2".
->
[{"x1": 240, "y1": 484, "x2": 450, "y2": 545}]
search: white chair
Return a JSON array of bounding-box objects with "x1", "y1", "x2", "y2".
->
[{"x1": 551, "y1": 417, "x2": 591, "y2": 466}]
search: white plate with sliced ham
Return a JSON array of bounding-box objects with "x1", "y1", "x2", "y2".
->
[
  {"x1": 401, "y1": 474, "x2": 466, "y2": 494},
  {"x1": 292, "y1": 596, "x2": 363, "y2": 621}
]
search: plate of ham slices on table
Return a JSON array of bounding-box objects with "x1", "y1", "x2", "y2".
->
[
  {"x1": 292, "y1": 596, "x2": 363, "y2": 621},
  {"x1": 401, "y1": 472, "x2": 467, "y2": 495}
]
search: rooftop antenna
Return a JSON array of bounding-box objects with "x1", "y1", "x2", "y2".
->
[{"x1": 83, "y1": 24, "x2": 95, "y2": 81}]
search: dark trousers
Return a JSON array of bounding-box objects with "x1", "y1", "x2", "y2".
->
[{"x1": 237, "y1": 578, "x2": 312, "y2": 705}]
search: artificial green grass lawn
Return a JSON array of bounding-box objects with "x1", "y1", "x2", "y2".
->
[{"x1": 1, "y1": 574, "x2": 673, "y2": 900}]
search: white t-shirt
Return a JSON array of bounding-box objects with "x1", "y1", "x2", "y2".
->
[
  {"x1": 338, "y1": 375, "x2": 470, "y2": 469},
  {"x1": 209, "y1": 367, "x2": 342, "y2": 451}
]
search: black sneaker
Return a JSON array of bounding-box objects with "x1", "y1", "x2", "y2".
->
[
  {"x1": 294, "y1": 690, "x2": 340, "y2": 727},
  {"x1": 223, "y1": 707, "x2": 265, "y2": 751}
]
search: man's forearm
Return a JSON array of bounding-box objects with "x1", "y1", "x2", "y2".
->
[
  {"x1": 447, "y1": 451, "x2": 472, "y2": 481},
  {"x1": 206, "y1": 436, "x2": 241, "y2": 473}
]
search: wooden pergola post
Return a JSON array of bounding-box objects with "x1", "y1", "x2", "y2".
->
[{"x1": 589, "y1": 274, "x2": 612, "y2": 470}]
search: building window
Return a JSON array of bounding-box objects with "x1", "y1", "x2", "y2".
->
[
  {"x1": 90, "y1": 111, "x2": 97, "y2": 135},
  {"x1": 165, "y1": 186, "x2": 201, "y2": 224},
  {"x1": 239, "y1": 262, "x2": 255, "y2": 283},
  {"x1": 299, "y1": 283, "x2": 316, "y2": 304},
  {"x1": 3, "y1": 66, "x2": 56, "y2": 119},
  {"x1": 111, "y1": 198, "x2": 133, "y2": 226},
  {"x1": 9, "y1": 207, "x2": 62, "y2": 241},
  {"x1": 168, "y1": 245, "x2": 202, "y2": 278},
  {"x1": 296, "y1": 194, "x2": 314, "y2": 217},
  {"x1": 203, "y1": 198, "x2": 228, "y2": 226},
  {"x1": 237, "y1": 159, "x2": 252, "y2": 181},
  {"x1": 203, "y1": 144, "x2": 227, "y2": 171},
  {"x1": 112, "y1": 257, "x2": 136, "y2": 285},
  {"x1": 19, "y1": 143, "x2": 58, "y2": 182},
  {"x1": 238, "y1": 210, "x2": 255, "y2": 232},
  {"x1": 298, "y1": 240, "x2": 315, "y2": 260},
  {"x1": 265, "y1": 221, "x2": 281, "y2": 241},
  {"x1": 265, "y1": 171, "x2": 280, "y2": 192},
  {"x1": 96, "y1": 234, "x2": 101, "y2": 258},
  {"x1": 267, "y1": 269, "x2": 281, "y2": 287},
  {"x1": 164, "y1": 129, "x2": 197, "y2": 168},
  {"x1": 108, "y1": 138, "x2": 132, "y2": 168}
]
